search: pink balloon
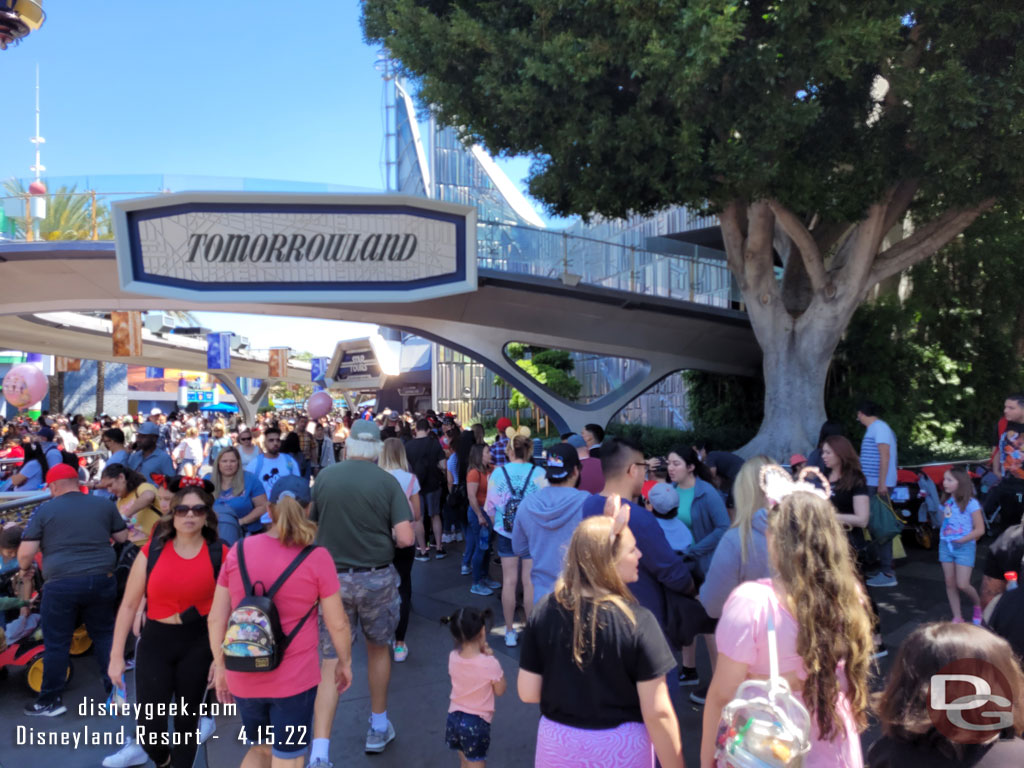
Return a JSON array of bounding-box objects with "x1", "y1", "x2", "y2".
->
[
  {"x1": 307, "y1": 391, "x2": 332, "y2": 421},
  {"x1": 3, "y1": 363, "x2": 49, "y2": 409}
]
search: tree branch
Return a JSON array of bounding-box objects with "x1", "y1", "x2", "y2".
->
[
  {"x1": 719, "y1": 200, "x2": 746, "y2": 278},
  {"x1": 811, "y1": 220, "x2": 852, "y2": 260},
  {"x1": 768, "y1": 200, "x2": 829, "y2": 295},
  {"x1": 880, "y1": 179, "x2": 919, "y2": 237},
  {"x1": 744, "y1": 201, "x2": 779, "y2": 300},
  {"x1": 869, "y1": 199, "x2": 996, "y2": 285}
]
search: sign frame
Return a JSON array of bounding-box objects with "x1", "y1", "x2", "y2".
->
[{"x1": 113, "y1": 192, "x2": 477, "y2": 303}]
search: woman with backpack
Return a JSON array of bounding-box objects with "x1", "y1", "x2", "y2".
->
[
  {"x1": 485, "y1": 431, "x2": 545, "y2": 648},
  {"x1": 107, "y1": 477, "x2": 227, "y2": 768},
  {"x1": 208, "y1": 475, "x2": 353, "y2": 768},
  {"x1": 699, "y1": 471, "x2": 874, "y2": 768}
]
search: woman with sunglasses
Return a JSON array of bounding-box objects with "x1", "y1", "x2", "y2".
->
[
  {"x1": 236, "y1": 427, "x2": 261, "y2": 471},
  {"x1": 108, "y1": 477, "x2": 226, "y2": 768},
  {"x1": 204, "y1": 421, "x2": 233, "y2": 466}
]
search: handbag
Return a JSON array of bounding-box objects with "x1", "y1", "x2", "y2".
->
[
  {"x1": 714, "y1": 610, "x2": 812, "y2": 767},
  {"x1": 867, "y1": 494, "x2": 903, "y2": 545}
]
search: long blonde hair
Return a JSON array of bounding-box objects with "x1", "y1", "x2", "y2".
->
[
  {"x1": 270, "y1": 495, "x2": 317, "y2": 547},
  {"x1": 211, "y1": 446, "x2": 246, "y2": 497},
  {"x1": 732, "y1": 455, "x2": 773, "y2": 564},
  {"x1": 768, "y1": 492, "x2": 874, "y2": 740},
  {"x1": 554, "y1": 516, "x2": 636, "y2": 669},
  {"x1": 379, "y1": 437, "x2": 410, "y2": 472}
]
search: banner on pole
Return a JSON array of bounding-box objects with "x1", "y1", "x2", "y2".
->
[
  {"x1": 55, "y1": 357, "x2": 81, "y2": 373},
  {"x1": 111, "y1": 311, "x2": 142, "y2": 357},
  {"x1": 268, "y1": 348, "x2": 289, "y2": 379},
  {"x1": 206, "y1": 332, "x2": 232, "y2": 371}
]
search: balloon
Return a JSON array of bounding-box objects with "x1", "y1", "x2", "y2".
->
[
  {"x1": 307, "y1": 391, "x2": 332, "y2": 421},
  {"x1": 3, "y1": 364, "x2": 49, "y2": 409}
]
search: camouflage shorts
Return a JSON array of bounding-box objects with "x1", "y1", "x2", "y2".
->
[{"x1": 319, "y1": 565, "x2": 400, "y2": 654}]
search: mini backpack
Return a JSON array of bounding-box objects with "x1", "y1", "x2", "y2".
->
[
  {"x1": 500, "y1": 464, "x2": 537, "y2": 532},
  {"x1": 221, "y1": 539, "x2": 318, "y2": 672}
]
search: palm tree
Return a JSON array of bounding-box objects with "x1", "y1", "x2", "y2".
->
[{"x1": 2, "y1": 179, "x2": 113, "y2": 240}]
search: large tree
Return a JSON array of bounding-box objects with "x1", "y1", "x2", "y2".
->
[{"x1": 364, "y1": 1, "x2": 1024, "y2": 456}]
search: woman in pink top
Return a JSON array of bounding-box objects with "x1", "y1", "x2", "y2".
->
[
  {"x1": 700, "y1": 485, "x2": 874, "y2": 768},
  {"x1": 443, "y1": 606, "x2": 507, "y2": 767},
  {"x1": 208, "y1": 475, "x2": 353, "y2": 768}
]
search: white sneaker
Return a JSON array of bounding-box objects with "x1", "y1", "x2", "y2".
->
[
  {"x1": 102, "y1": 740, "x2": 148, "y2": 768},
  {"x1": 505, "y1": 629, "x2": 518, "y2": 647},
  {"x1": 441, "y1": 533, "x2": 454, "y2": 544},
  {"x1": 199, "y1": 715, "x2": 216, "y2": 744}
]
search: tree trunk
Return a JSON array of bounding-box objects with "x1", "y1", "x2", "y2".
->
[{"x1": 95, "y1": 360, "x2": 105, "y2": 417}]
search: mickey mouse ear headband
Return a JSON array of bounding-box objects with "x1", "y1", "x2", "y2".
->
[
  {"x1": 166, "y1": 475, "x2": 215, "y2": 495},
  {"x1": 759, "y1": 464, "x2": 831, "y2": 507},
  {"x1": 505, "y1": 426, "x2": 532, "y2": 439},
  {"x1": 603, "y1": 493, "x2": 631, "y2": 541}
]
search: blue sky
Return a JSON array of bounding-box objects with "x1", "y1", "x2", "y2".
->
[{"x1": 0, "y1": 1, "x2": 542, "y2": 355}]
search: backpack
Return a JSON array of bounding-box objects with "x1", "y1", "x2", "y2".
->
[
  {"x1": 500, "y1": 464, "x2": 537, "y2": 532},
  {"x1": 221, "y1": 539, "x2": 318, "y2": 672}
]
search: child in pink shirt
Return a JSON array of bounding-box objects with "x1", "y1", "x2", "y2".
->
[{"x1": 443, "y1": 607, "x2": 507, "y2": 766}]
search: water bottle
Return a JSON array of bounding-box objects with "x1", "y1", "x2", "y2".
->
[{"x1": 1005, "y1": 571, "x2": 1018, "y2": 591}]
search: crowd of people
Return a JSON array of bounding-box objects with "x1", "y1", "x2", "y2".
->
[{"x1": 3, "y1": 395, "x2": 1024, "y2": 767}]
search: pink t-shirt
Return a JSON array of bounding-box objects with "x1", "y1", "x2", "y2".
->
[
  {"x1": 716, "y1": 579, "x2": 863, "y2": 768},
  {"x1": 217, "y1": 534, "x2": 339, "y2": 699},
  {"x1": 448, "y1": 650, "x2": 504, "y2": 723}
]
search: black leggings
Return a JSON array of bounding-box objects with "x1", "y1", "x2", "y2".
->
[
  {"x1": 393, "y1": 545, "x2": 414, "y2": 642},
  {"x1": 135, "y1": 618, "x2": 212, "y2": 768}
]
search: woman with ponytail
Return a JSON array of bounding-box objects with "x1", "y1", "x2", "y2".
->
[{"x1": 208, "y1": 475, "x2": 353, "y2": 768}]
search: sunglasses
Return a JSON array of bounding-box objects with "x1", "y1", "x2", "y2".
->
[
  {"x1": 172, "y1": 505, "x2": 210, "y2": 517},
  {"x1": 239, "y1": 437, "x2": 252, "y2": 442}
]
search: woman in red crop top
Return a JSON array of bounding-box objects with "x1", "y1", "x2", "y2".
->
[{"x1": 108, "y1": 478, "x2": 226, "y2": 768}]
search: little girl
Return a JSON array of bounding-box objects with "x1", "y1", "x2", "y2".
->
[
  {"x1": 442, "y1": 607, "x2": 506, "y2": 767},
  {"x1": 939, "y1": 466, "x2": 985, "y2": 624}
]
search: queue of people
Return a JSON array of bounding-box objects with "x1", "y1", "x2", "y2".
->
[{"x1": 6, "y1": 396, "x2": 1024, "y2": 768}]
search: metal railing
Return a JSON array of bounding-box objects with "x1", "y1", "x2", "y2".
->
[{"x1": 1, "y1": 174, "x2": 738, "y2": 309}]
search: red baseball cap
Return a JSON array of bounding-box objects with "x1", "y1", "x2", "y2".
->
[
  {"x1": 496, "y1": 417, "x2": 512, "y2": 432},
  {"x1": 641, "y1": 479, "x2": 658, "y2": 501},
  {"x1": 45, "y1": 464, "x2": 78, "y2": 484}
]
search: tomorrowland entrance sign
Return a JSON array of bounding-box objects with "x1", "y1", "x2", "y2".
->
[{"x1": 112, "y1": 193, "x2": 477, "y2": 302}]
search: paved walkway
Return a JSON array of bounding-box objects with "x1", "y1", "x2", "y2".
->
[{"x1": 0, "y1": 534, "x2": 976, "y2": 767}]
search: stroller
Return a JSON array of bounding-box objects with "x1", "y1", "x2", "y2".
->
[{"x1": 890, "y1": 468, "x2": 944, "y2": 549}]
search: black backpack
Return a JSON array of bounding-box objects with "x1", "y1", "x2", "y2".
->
[
  {"x1": 500, "y1": 464, "x2": 537, "y2": 532},
  {"x1": 221, "y1": 539, "x2": 318, "y2": 672}
]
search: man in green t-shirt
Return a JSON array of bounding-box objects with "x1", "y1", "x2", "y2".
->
[{"x1": 309, "y1": 420, "x2": 414, "y2": 759}]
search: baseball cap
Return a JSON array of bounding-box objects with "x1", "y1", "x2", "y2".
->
[
  {"x1": 789, "y1": 454, "x2": 808, "y2": 466},
  {"x1": 36, "y1": 426, "x2": 55, "y2": 441},
  {"x1": 566, "y1": 434, "x2": 587, "y2": 449},
  {"x1": 545, "y1": 443, "x2": 581, "y2": 482},
  {"x1": 269, "y1": 475, "x2": 312, "y2": 505},
  {"x1": 45, "y1": 463, "x2": 79, "y2": 484},
  {"x1": 648, "y1": 483, "x2": 679, "y2": 515},
  {"x1": 496, "y1": 417, "x2": 512, "y2": 433},
  {"x1": 349, "y1": 420, "x2": 381, "y2": 442},
  {"x1": 137, "y1": 421, "x2": 160, "y2": 436},
  {"x1": 150, "y1": 407, "x2": 162, "y2": 416}
]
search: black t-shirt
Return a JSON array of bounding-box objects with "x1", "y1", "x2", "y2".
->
[
  {"x1": 867, "y1": 734, "x2": 1024, "y2": 767},
  {"x1": 519, "y1": 594, "x2": 676, "y2": 730},
  {"x1": 706, "y1": 451, "x2": 744, "y2": 485},
  {"x1": 831, "y1": 480, "x2": 869, "y2": 517},
  {"x1": 988, "y1": 585, "x2": 1024, "y2": 661},
  {"x1": 404, "y1": 436, "x2": 444, "y2": 492},
  {"x1": 21, "y1": 491, "x2": 127, "y2": 581},
  {"x1": 983, "y1": 525, "x2": 1024, "y2": 581}
]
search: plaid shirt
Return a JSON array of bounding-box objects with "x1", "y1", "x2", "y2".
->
[{"x1": 491, "y1": 435, "x2": 510, "y2": 467}]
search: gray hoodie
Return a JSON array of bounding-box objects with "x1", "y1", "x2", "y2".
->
[
  {"x1": 511, "y1": 485, "x2": 592, "y2": 602},
  {"x1": 698, "y1": 507, "x2": 772, "y2": 618}
]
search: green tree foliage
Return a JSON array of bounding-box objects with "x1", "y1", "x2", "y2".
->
[
  {"x1": 496, "y1": 344, "x2": 581, "y2": 410},
  {"x1": 364, "y1": 1, "x2": 1024, "y2": 456},
  {"x1": 3, "y1": 179, "x2": 113, "y2": 240}
]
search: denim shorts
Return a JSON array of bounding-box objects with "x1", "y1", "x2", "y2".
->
[
  {"x1": 939, "y1": 539, "x2": 976, "y2": 566},
  {"x1": 494, "y1": 533, "x2": 531, "y2": 559},
  {"x1": 234, "y1": 684, "x2": 316, "y2": 759},
  {"x1": 319, "y1": 565, "x2": 400, "y2": 653},
  {"x1": 445, "y1": 710, "x2": 491, "y2": 761}
]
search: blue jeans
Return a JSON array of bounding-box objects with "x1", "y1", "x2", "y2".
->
[
  {"x1": 39, "y1": 571, "x2": 117, "y2": 704},
  {"x1": 462, "y1": 513, "x2": 491, "y2": 584}
]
